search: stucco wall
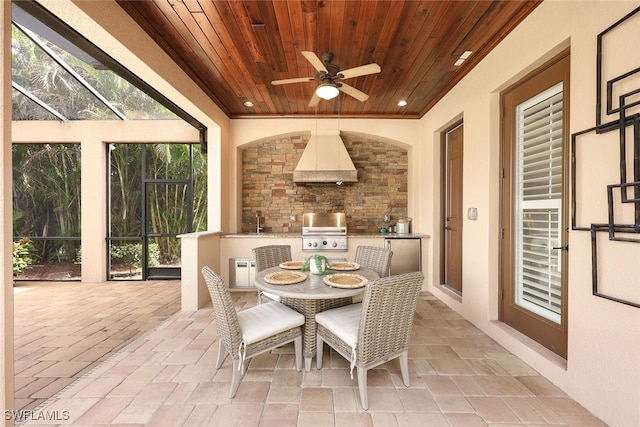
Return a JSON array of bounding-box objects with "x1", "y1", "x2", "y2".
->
[
  {"x1": 3, "y1": 0, "x2": 639, "y2": 425},
  {"x1": 1, "y1": 0, "x2": 15, "y2": 417},
  {"x1": 419, "y1": 1, "x2": 640, "y2": 425}
]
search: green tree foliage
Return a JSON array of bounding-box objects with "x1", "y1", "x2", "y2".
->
[
  {"x1": 11, "y1": 25, "x2": 177, "y2": 121},
  {"x1": 111, "y1": 243, "x2": 160, "y2": 274},
  {"x1": 11, "y1": 24, "x2": 208, "y2": 276},
  {"x1": 13, "y1": 238, "x2": 33, "y2": 276},
  {"x1": 12, "y1": 144, "x2": 81, "y2": 264},
  {"x1": 110, "y1": 144, "x2": 207, "y2": 266}
]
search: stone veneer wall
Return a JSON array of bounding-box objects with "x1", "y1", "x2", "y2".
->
[{"x1": 241, "y1": 133, "x2": 408, "y2": 234}]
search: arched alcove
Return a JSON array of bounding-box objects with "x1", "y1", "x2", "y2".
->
[{"x1": 240, "y1": 132, "x2": 408, "y2": 233}]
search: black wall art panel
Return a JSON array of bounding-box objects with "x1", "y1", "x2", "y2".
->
[{"x1": 572, "y1": 7, "x2": 640, "y2": 308}]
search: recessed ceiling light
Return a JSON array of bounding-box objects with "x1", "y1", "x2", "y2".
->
[
  {"x1": 397, "y1": 100, "x2": 407, "y2": 107},
  {"x1": 244, "y1": 101, "x2": 254, "y2": 107},
  {"x1": 454, "y1": 50, "x2": 473, "y2": 67}
]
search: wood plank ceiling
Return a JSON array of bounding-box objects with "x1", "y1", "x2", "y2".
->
[{"x1": 116, "y1": 0, "x2": 541, "y2": 119}]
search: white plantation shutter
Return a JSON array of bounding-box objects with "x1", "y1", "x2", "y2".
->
[{"x1": 514, "y1": 82, "x2": 563, "y2": 324}]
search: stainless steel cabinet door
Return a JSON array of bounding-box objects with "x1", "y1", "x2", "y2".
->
[{"x1": 385, "y1": 238, "x2": 421, "y2": 275}]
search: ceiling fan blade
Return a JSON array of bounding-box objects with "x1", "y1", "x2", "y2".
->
[
  {"x1": 308, "y1": 93, "x2": 321, "y2": 107},
  {"x1": 301, "y1": 51, "x2": 328, "y2": 73},
  {"x1": 338, "y1": 83, "x2": 369, "y2": 102},
  {"x1": 271, "y1": 77, "x2": 315, "y2": 85},
  {"x1": 338, "y1": 63, "x2": 381, "y2": 79}
]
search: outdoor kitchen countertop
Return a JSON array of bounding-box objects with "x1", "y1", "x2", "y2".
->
[
  {"x1": 222, "y1": 233, "x2": 299, "y2": 238},
  {"x1": 351, "y1": 233, "x2": 429, "y2": 238},
  {"x1": 222, "y1": 232, "x2": 428, "y2": 238}
]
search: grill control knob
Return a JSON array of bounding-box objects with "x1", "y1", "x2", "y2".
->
[
  {"x1": 332, "y1": 242, "x2": 338, "y2": 247},
  {"x1": 322, "y1": 240, "x2": 327, "y2": 246},
  {"x1": 312, "y1": 242, "x2": 318, "y2": 247}
]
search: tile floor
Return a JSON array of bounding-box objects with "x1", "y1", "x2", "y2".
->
[
  {"x1": 13, "y1": 280, "x2": 181, "y2": 412},
  {"x1": 12, "y1": 281, "x2": 606, "y2": 426}
]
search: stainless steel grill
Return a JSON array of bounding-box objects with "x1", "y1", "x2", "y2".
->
[{"x1": 302, "y1": 212, "x2": 348, "y2": 252}]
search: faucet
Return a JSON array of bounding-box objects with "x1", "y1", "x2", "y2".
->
[{"x1": 256, "y1": 211, "x2": 263, "y2": 233}]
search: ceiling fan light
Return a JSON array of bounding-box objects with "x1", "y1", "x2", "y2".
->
[{"x1": 316, "y1": 83, "x2": 340, "y2": 100}]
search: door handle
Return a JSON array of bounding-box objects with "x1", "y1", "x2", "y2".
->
[
  {"x1": 552, "y1": 245, "x2": 569, "y2": 251},
  {"x1": 444, "y1": 226, "x2": 452, "y2": 230}
]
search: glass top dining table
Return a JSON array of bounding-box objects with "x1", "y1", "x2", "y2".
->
[{"x1": 254, "y1": 266, "x2": 380, "y2": 371}]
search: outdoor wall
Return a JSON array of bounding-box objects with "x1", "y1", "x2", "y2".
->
[
  {"x1": 419, "y1": 1, "x2": 640, "y2": 425},
  {"x1": 1, "y1": 0, "x2": 15, "y2": 418},
  {"x1": 240, "y1": 132, "x2": 408, "y2": 234},
  {"x1": 229, "y1": 118, "x2": 421, "y2": 233}
]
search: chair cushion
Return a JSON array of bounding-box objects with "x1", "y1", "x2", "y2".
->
[
  {"x1": 261, "y1": 291, "x2": 281, "y2": 302},
  {"x1": 315, "y1": 303, "x2": 362, "y2": 348},
  {"x1": 237, "y1": 301, "x2": 304, "y2": 344}
]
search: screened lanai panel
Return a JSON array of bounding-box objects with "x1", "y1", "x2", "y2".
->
[
  {"x1": 108, "y1": 143, "x2": 207, "y2": 280},
  {"x1": 12, "y1": 26, "x2": 121, "y2": 121},
  {"x1": 144, "y1": 144, "x2": 196, "y2": 180},
  {"x1": 110, "y1": 144, "x2": 208, "y2": 237},
  {"x1": 11, "y1": 87, "x2": 60, "y2": 121},
  {"x1": 13, "y1": 143, "x2": 81, "y2": 281},
  {"x1": 110, "y1": 144, "x2": 143, "y2": 238},
  {"x1": 11, "y1": 17, "x2": 179, "y2": 121}
]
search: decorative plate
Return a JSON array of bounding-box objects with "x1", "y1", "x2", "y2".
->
[
  {"x1": 329, "y1": 261, "x2": 360, "y2": 271},
  {"x1": 279, "y1": 261, "x2": 305, "y2": 270},
  {"x1": 323, "y1": 273, "x2": 368, "y2": 289},
  {"x1": 264, "y1": 271, "x2": 307, "y2": 285}
]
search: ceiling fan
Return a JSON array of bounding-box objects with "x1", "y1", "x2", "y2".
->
[{"x1": 271, "y1": 51, "x2": 381, "y2": 107}]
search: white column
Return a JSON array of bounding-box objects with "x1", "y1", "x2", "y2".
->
[
  {"x1": 81, "y1": 137, "x2": 107, "y2": 282},
  {"x1": 1, "y1": 0, "x2": 16, "y2": 419},
  {"x1": 208, "y1": 126, "x2": 223, "y2": 232}
]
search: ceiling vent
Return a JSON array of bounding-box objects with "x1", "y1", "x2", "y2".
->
[{"x1": 293, "y1": 130, "x2": 357, "y2": 184}]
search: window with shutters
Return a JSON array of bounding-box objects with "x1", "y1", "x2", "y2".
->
[
  {"x1": 500, "y1": 51, "x2": 569, "y2": 358},
  {"x1": 515, "y1": 83, "x2": 563, "y2": 324}
]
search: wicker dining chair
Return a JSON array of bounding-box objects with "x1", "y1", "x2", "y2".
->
[
  {"x1": 201, "y1": 266, "x2": 304, "y2": 398},
  {"x1": 253, "y1": 245, "x2": 292, "y2": 303},
  {"x1": 315, "y1": 271, "x2": 424, "y2": 410},
  {"x1": 354, "y1": 245, "x2": 393, "y2": 277}
]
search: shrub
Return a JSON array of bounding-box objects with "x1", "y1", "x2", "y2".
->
[
  {"x1": 13, "y1": 238, "x2": 33, "y2": 276},
  {"x1": 111, "y1": 242, "x2": 160, "y2": 273}
]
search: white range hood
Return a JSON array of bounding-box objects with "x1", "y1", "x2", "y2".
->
[{"x1": 293, "y1": 130, "x2": 357, "y2": 184}]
